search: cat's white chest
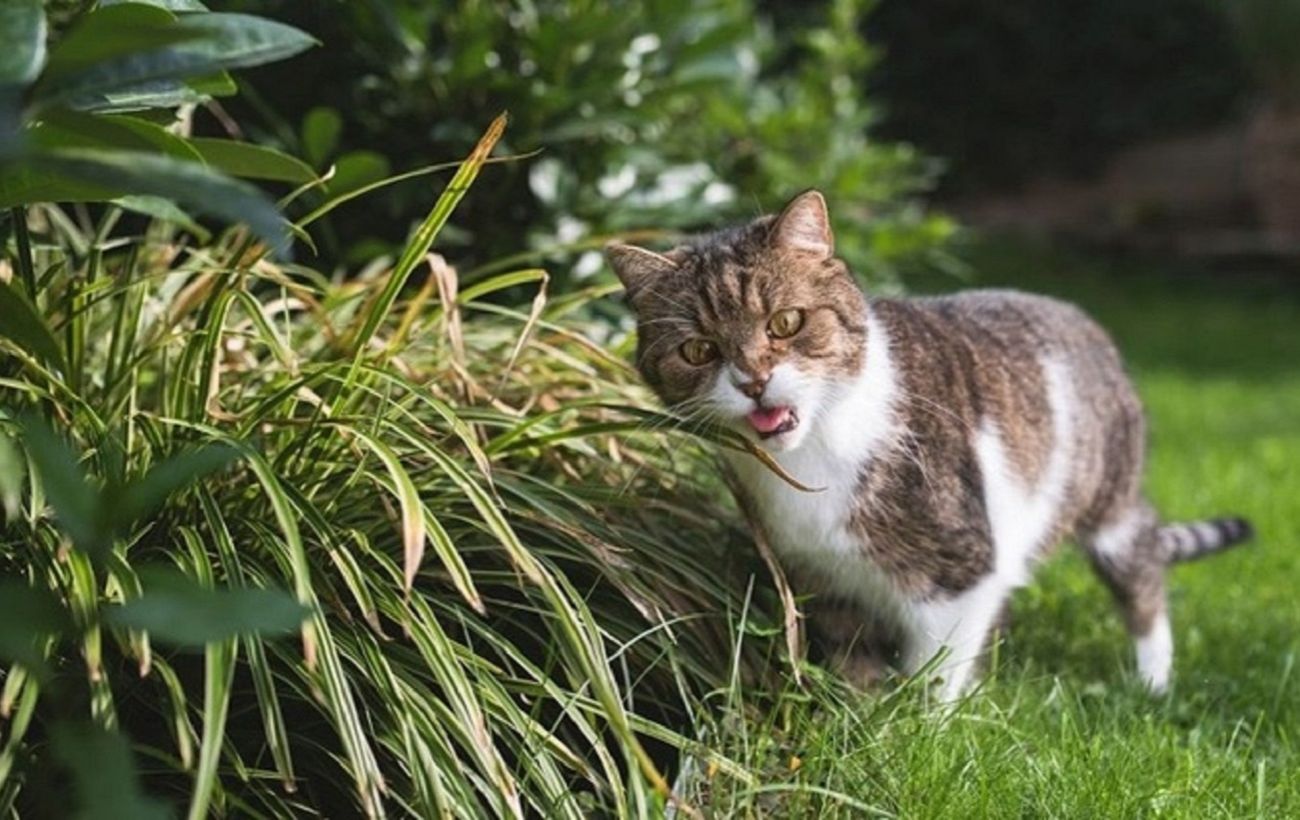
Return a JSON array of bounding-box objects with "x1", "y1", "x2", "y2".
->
[
  {"x1": 733, "y1": 446, "x2": 862, "y2": 559},
  {"x1": 726, "y1": 308, "x2": 903, "y2": 606},
  {"x1": 728, "y1": 427, "x2": 898, "y2": 611}
]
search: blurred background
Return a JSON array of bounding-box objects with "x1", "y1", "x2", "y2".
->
[{"x1": 209, "y1": 0, "x2": 1300, "y2": 280}]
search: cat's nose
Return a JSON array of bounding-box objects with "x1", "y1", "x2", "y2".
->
[{"x1": 736, "y1": 376, "x2": 768, "y2": 400}]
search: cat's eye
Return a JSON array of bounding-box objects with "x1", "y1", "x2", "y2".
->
[
  {"x1": 679, "y1": 338, "x2": 718, "y2": 366},
  {"x1": 767, "y1": 308, "x2": 805, "y2": 339}
]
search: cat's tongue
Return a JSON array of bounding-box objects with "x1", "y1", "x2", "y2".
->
[{"x1": 746, "y1": 405, "x2": 793, "y2": 435}]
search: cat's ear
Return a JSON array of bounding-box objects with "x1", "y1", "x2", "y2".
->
[
  {"x1": 771, "y1": 190, "x2": 834, "y2": 259},
  {"x1": 605, "y1": 243, "x2": 677, "y2": 303}
]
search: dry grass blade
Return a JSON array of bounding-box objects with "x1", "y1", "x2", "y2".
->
[
  {"x1": 430, "y1": 253, "x2": 465, "y2": 366},
  {"x1": 346, "y1": 429, "x2": 429, "y2": 596},
  {"x1": 494, "y1": 270, "x2": 548, "y2": 396},
  {"x1": 729, "y1": 437, "x2": 824, "y2": 493},
  {"x1": 727, "y1": 471, "x2": 805, "y2": 686}
]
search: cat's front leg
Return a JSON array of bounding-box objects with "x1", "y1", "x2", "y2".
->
[
  {"x1": 902, "y1": 578, "x2": 1010, "y2": 700},
  {"x1": 807, "y1": 599, "x2": 900, "y2": 690}
]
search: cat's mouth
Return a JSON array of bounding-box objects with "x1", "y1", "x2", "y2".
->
[{"x1": 746, "y1": 405, "x2": 799, "y2": 439}]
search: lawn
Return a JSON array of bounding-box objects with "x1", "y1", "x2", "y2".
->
[{"x1": 689, "y1": 239, "x2": 1300, "y2": 817}]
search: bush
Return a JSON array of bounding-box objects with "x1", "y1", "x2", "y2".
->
[
  {"x1": 218, "y1": 0, "x2": 954, "y2": 286},
  {"x1": 1, "y1": 4, "x2": 787, "y2": 815}
]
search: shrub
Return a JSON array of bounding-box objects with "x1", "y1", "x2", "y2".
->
[
  {"x1": 218, "y1": 0, "x2": 954, "y2": 286},
  {"x1": 1, "y1": 3, "x2": 788, "y2": 815}
]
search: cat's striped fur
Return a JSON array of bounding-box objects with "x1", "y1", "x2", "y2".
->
[{"x1": 607, "y1": 191, "x2": 1251, "y2": 697}]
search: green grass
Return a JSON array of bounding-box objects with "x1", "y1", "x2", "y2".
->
[{"x1": 688, "y1": 239, "x2": 1300, "y2": 817}]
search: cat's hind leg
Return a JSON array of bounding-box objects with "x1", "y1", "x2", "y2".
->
[{"x1": 1079, "y1": 502, "x2": 1171, "y2": 691}]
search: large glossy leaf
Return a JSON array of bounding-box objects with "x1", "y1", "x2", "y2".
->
[
  {"x1": 0, "y1": 279, "x2": 68, "y2": 372},
  {"x1": 103, "y1": 0, "x2": 210, "y2": 9},
  {"x1": 0, "y1": 164, "x2": 121, "y2": 209},
  {"x1": 0, "y1": 581, "x2": 67, "y2": 673},
  {"x1": 0, "y1": 0, "x2": 45, "y2": 87},
  {"x1": 27, "y1": 148, "x2": 291, "y2": 256},
  {"x1": 113, "y1": 194, "x2": 211, "y2": 239},
  {"x1": 38, "y1": 3, "x2": 195, "y2": 84},
  {"x1": 80, "y1": 78, "x2": 209, "y2": 113},
  {"x1": 107, "y1": 569, "x2": 307, "y2": 648},
  {"x1": 51, "y1": 723, "x2": 171, "y2": 820},
  {"x1": 187, "y1": 137, "x2": 316, "y2": 183},
  {"x1": 32, "y1": 109, "x2": 203, "y2": 161},
  {"x1": 37, "y1": 11, "x2": 317, "y2": 111},
  {"x1": 0, "y1": 111, "x2": 201, "y2": 208}
]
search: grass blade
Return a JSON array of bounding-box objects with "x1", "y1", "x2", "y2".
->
[{"x1": 346, "y1": 113, "x2": 506, "y2": 356}]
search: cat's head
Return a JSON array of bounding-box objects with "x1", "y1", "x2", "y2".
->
[{"x1": 607, "y1": 191, "x2": 868, "y2": 452}]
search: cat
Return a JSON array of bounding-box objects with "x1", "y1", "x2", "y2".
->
[{"x1": 606, "y1": 190, "x2": 1252, "y2": 698}]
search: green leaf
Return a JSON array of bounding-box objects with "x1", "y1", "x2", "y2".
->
[
  {"x1": 187, "y1": 137, "x2": 316, "y2": 183},
  {"x1": 107, "y1": 570, "x2": 307, "y2": 647},
  {"x1": 187, "y1": 70, "x2": 235, "y2": 97},
  {"x1": 0, "y1": 111, "x2": 204, "y2": 208},
  {"x1": 112, "y1": 194, "x2": 212, "y2": 240},
  {"x1": 191, "y1": 638, "x2": 236, "y2": 820},
  {"x1": 107, "y1": 444, "x2": 241, "y2": 530},
  {"x1": 325, "y1": 150, "x2": 391, "y2": 196},
  {"x1": 27, "y1": 148, "x2": 291, "y2": 257},
  {"x1": 33, "y1": 110, "x2": 203, "y2": 161},
  {"x1": 0, "y1": 581, "x2": 67, "y2": 673},
  {"x1": 0, "y1": 0, "x2": 45, "y2": 87},
  {"x1": 38, "y1": 4, "x2": 195, "y2": 85},
  {"x1": 0, "y1": 430, "x2": 23, "y2": 519},
  {"x1": 37, "y1": 11, "x2": 317, "y2": 111},
  {"x1": 51, "y1": 723, "x2": 171, "y2": 820},
  {"x1": 348, "y1": 113, "x2": 504, "y2": 354},
  {"x1": 18, "y1": 415, "x2": 103, "y2": 553},
  {"x1": 103, "y1": 0, "x2": 210, "y2": 10},
  {"x1": 301, "y1": 106, "x2": 341, "y2": 168},
  {"x1": 0, "y1": 279, "x2": 68, "y2": 372},
  {"x1": 83, "y1": 79, "x2": 211, "y2": 113},
  {"x1": 0, "y1": 164, "x2": 120, "y2": 208}
]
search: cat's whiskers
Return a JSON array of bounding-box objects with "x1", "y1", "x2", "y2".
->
[
  {"x1": 635, "y1": 331, "x2": 691, "y2": 363},
  {"x1": 618, "y1": 399, "x2": 720, "y2": 496},
  {"x1": 640, "y1": 286, "x2": 700, "y2": 316}
]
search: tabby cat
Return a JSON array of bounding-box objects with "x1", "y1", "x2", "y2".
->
[{"x1": 607, "y1": 191, "x2": 1251, "y2": 698}]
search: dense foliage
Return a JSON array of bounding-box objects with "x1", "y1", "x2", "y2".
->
[
  {"x1": 218, "y1": 0, "x2": 955, "y2": 286},
  {"x1": 0, "y1": 1, "x2": 857, "y2": 816},
  {"x1": 867, "y1": 0, "x2": 1248, "y2": 192}
]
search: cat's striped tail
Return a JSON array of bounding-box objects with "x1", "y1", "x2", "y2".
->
[{"x1": 1157, "y1": 517, "x2": 1253, "y2": 563}]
